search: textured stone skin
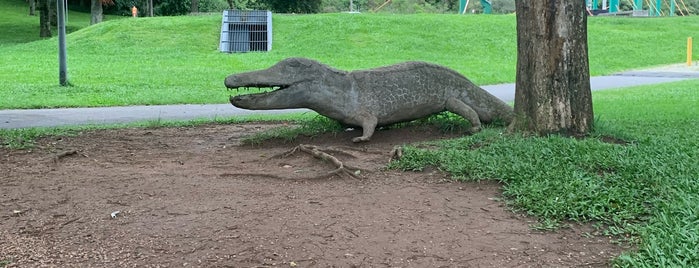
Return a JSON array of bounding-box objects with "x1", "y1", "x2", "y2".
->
[{"x1": 226, "y1": 58, "x2": 513, "y2": 142}]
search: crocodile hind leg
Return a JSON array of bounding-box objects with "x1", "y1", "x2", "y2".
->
[
  {"x1": 351, "y1": 113, "x2": 378, "y2": 143},
  {"x1": 446, "y1": 98, "x2": 482, "y2": 133}
]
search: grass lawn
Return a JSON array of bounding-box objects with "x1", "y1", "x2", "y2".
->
[{"x1": 1, "y1": 0, "x2": 698, "y2": 109}]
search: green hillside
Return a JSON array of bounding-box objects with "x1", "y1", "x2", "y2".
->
[{"x1": 1, "y1": 0, "x2": 698, "y2": 108}]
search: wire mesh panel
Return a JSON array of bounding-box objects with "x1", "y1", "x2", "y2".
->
[{"x1": 220, "y1": 10, "x2": 272, "y2": 53}]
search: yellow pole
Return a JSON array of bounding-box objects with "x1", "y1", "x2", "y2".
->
[{"x1": 688, "y1": 37, "x2": 693, "y2": 66}]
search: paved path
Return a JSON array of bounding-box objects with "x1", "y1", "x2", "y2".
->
[
  {"x1": 481, "y1": 75, "x2": 689, "y2": 102},
  {"x1": 1, "y1": 68, "x2": 697, "y2": 129}
]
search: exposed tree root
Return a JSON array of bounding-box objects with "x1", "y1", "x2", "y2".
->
[
  {"x1": 220, "y1": 173, "x2": 296, "y2": 180},
  {"x1": 230, "y1": 144, "x2": 368, "y2": 180},
  {"x1": 324, "y1": 145, "x2": 388, "y2": 155},
  {"x1": 55, "y1": 150, "x2": 78, "y2": 159},
  {"x1": 289, "y1": 144, "x2": 364, "y2": 180},
  {"x1": 51, "y1": 150, "x2": 86, "y2": 164}
]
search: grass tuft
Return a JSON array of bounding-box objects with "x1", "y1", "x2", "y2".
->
[
  {"x1": 0, "y1": 259, "x2": 11, "y2": 268},
  {"x1": 240, "y1": 116, "x2": 344, "y2": 145},
  {"x1": 0, "y1": 128, "x2": 78, "y2": 149}
]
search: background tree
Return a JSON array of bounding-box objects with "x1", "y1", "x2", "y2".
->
[
  {"x1": 50, "y1": 1, "x2": 57, "y2": 25},
  {"x1": 491, "y1": 0, "x2": 515, "y2": 13},
  {"x1": 90, "y1": 0, "x2": 103, "y2": 24},
  {"x1": 191, "y1": 0, "x2": 199, "y2": 12},
  {"x1": 191, "y1": 0, "x2": 230, "y2": 11},
  {"x1": 264, "y1": 0, "x2": 322, "y2": 13},
  {"x1": 39, "y1": 0, "x2": 51, "y2": 37},
  {"x1": 509, "y1": 0, "x2": 593, "y2": 136},
  {"x1": 90, "y1": 0, "x2": 114, "y2": 24},
  {"x1": 28, "y1": 0, "x2": 36, "y2": 15}
]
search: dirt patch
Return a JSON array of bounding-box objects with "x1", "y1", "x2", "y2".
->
[{"x1": 1, "y1": 123, "x2": 625, "y2": 267}]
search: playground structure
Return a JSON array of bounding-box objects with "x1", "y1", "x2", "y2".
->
[
  {"x1": 456, "y1": 0, "x2": 690, "y2": 16},
  {"x1": 586, "y1": 0, "x2": 691, "y2": 16},
  {"x1": 369, "y1": 0, "x2": 692, "y2": 16},
  {"x1": 458, "y1": 0, "x2": 492, "y2": 14}
]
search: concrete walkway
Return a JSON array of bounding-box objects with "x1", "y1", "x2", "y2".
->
[{"x1": 2, "y1": 67, "x2": 697, "y2": 129}]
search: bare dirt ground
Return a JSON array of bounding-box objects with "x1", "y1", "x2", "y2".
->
[{"x1": 1, "y1": 123, "x2": 626, "y2": 267}]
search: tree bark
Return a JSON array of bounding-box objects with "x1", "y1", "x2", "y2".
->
[
  {"x1": 90, "y1": 0, "x2": 103, "y2": 24},
  {"x1": 29, "y1": 0, "x2": 36, "y2": 15},
  {"x1": 148, "y1": 0, "x2": 153, "y2": 16},
  {"x1": 50, "y1": 0, "x2": 57, "y2": 26},
  {"x1": 39, "y1": 0, "x2": 51, "y2": 37},
  {"x1": 190, "y1": 0, "x2": 199, "y2": 13},
  {"x1": 510, "y1": 0, "x2": 593, "y2": 136}
]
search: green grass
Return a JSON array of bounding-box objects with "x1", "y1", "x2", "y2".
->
[
  {"x1": 587, "y1": 18, "x2": 697, "y2": 74},
  {"x1": 391, "y1": 80, "x2": 699, "y2": 266},
  {"x1": 0, "y1": 259, "x2": 10, "y2": 268},
  {"x1": 240, "y1": 115, "x2": 344, "y2": 145},
  {"x1": 1, "y1": 0, "x2": 698, "y2": 108}
]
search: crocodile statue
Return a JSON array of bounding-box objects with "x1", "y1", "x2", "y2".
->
[{"x1": 225, "y1": 57, "x2": 513, "y2": 142}]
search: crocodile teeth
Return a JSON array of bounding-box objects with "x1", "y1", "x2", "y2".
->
[{"x1": 229, "y1": 86, "x2": 283, "y2": 92}]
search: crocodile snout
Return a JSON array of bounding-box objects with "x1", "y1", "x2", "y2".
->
[{"x1": 224, "y1": 75, "x2": 239, "y2": 89}]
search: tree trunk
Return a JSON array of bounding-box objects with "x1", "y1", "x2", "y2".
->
[
  {"x1": 90, "y1": 0, "x2": 103, "y2": 24},
  {"x1": 29, "y1": 0, "x2": 36, "y2": 15},
  {"x1": 39, "y1": 0, "x2": 51, "y2": 37},
  {"x1": 148, "y1": 0, "x2": 153, "y2": 16},
  {"x1": 49, "y1": 0, "x2": 57, "y2": 26},
  {"x1": 190, "y1": 0, "x2": 199, "y2": 13},
  {"x1": 509, "y1": 0, "x2": 593, "y2": 136}
]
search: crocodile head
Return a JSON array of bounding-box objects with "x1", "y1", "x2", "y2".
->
[{"x1": 225, "y1": 58, "x2": 339, "y2": 110}]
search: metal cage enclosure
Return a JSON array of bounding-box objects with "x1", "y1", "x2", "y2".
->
[{"x1": 219, "y1": 10, "x2": 272, "y2": 53}]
